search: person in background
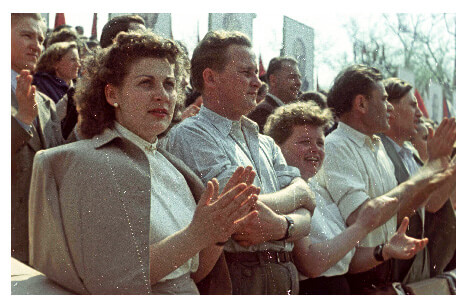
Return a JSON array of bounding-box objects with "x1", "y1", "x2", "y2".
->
[
  {"x1": 100, "y1": 14, "x2": 146, "y2": 48},
  {"x1": 29, "y1": 31, "x2": 258, "y2": 295},
  {"x1": 411, "y1": 121, "x2": 429, "y2": 163},
  {"x1": 256, "y1": 81, "x2": 268, "y2": 104},
  {"x1": 248, "y1": 56, "x2": 302, "y2": 132},
  {"x1": 299, "y1": 91, "x2": 328, "y2": 109},
  {"x1": 33, "y1": 41, "x2": 81, "y2": 104}
]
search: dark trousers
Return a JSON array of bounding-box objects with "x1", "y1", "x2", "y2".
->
[
  {"x1": 299, "y1": 275, "x2": 351, "y2": 295},
  {"x1": 226, "y1": 257, "x2": 299, "y2": 295}
]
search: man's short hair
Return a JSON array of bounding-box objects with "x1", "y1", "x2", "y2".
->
[
  {"x1": 190, "y1": 30, "x2": 252, "y2": 93},
  {"x1": 266, "y1": 56, "x2": 298, "y2": 83},
  {"x1": 299, "y1": 91, "x2": 327, "y2": 109},
  {"x1": 383, "y1": 77, "x2": 413, "y2": 104},
  {"x1": 11, "y1": 13, "x2": 42, "y2": 26},
  {"x1": 46, "y1": 27, "x2": 80, "y2": 48},
  {"x1": 327, "y1": 64, "x2": 383, "y2": 118},
  {"x1": 264, "y1": 101, "x2": 333, "y2": 145},
  {"x1": 100, "y1": 14, "x2": 145, "y2": 48}
]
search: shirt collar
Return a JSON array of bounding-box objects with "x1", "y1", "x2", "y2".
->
[
  {"x1": 114, "y1": 121, "x2": 158, "y2": 154},
  {"x1": 199, "y1": 105, "x2": 259, "y2": 137},
  {"x1": 266, "y1": 93, "x2": 285, "y2": 106},
  {"x1": 11, "y1": 69, "x2": 18, "y2": 92},
  {"x1": 336, "y1": 122, "x2": 381, "y2": 149},
  {"x1": 385, "y1": 136, "x2": 415, "y2": 157}
]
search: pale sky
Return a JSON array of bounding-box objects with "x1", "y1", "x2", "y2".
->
[{"x1": 45, "y1": 12, "x2": 353, "y2": 89}]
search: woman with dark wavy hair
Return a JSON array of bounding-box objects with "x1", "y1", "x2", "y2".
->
[
  {"x1": 28, "y1": 31, "x2": 258, "y2": 295},
  {"x1": 33, "y1": 41, "x2": 81, "y2": 103}
]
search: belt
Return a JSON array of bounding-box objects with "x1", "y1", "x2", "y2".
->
[{"x1": 224, "y1": 251, "x2": 293, "y2": 264}]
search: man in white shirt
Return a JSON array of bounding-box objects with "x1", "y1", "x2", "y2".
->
[
  {"x1": 11, "y1": 13, "x2": 64, "y2": 264},
  {"x1": 315, "y1": 64, "x2": 455, "y2": 294},
  {"x1": 166, "y1": 30, "x2": 314, "y2": 295},
  {"x1": 248, "y1": 57, "x2": 302, "y2": 132}
]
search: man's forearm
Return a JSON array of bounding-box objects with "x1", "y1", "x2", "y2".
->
[
  {"x1": 284, "y1": 208, "x2": 311, "y2": 242},
  {"x1": 424, "y1": 175, "x2": 456, "y2": 213},
  {"x1": 258, "y1": 177, "x2": 315, "y2": 214}
]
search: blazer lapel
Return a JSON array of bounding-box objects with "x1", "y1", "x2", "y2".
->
[{"x1": 379, "y1": 134, "x2": 410, "y2": 184}]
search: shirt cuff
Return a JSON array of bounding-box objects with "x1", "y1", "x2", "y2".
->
[{"x1": 15, "y1": 117, "x2": 34, "y2": 134}]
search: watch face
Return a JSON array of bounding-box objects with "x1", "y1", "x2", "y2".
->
[{"x1": 286, "y1": 216, "x2": 294, "y2": 238}]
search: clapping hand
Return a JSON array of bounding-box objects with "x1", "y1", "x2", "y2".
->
[{"x1": 15, "y1": 70, "x2": 38, "y2": 125}]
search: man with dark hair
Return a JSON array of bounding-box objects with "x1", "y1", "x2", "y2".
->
[
  {"x1": 314, "y1": 65, "x2": 455, "y2": 294},
  {"x1": 100, "y1": 14, "x2": 146, "y2": 48},
  {"x1": 166, "y1": 30, "x2": 315, "y2": 295},
  {"x1": 248, "y1": 56, "x2": 302, "y2": 132},
  {"x1": 380, "y1": 77, "x2": 456, "y2": 283},
  {"x1": 11, "y1": 13, "x2": 64, "y2": 264}
]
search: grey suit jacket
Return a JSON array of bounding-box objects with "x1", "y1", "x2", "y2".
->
[
  {"x1": 247, "y1": 94, "x2": 281, "y2": 133},
  {"x1": 11, "y1": 90, "x2": 64, "y2": 264},
  {"x1": 28, "y1": 128, "x2": 230, "y2": 294},
  {"x1": 379, "y1": 134, "x2": 428, "y2": 283}
]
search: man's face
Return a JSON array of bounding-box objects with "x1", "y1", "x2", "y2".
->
[
  {"x1": 388, "y1": 91, "x2": 423, "y2": 141},
  {"x1": 214, "y1": 44, "x2": 261, "y2": 120},
  {"x1": 270, "y1": 62, "x2": 302, "y2": 103},
  {"x1": 364, "y1": 81, "x2": 393, "y2": 134},
  {"x1": 11, "y1": 16, "x2": 44, "y2": 73}
]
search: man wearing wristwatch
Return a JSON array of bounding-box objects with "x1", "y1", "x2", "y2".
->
[
  {"x1": 166, "y1": 30, "x2": 315, "y2": 295},
  {"x1": 313, "y1": 65, "x2": 455, "y2": 294}
]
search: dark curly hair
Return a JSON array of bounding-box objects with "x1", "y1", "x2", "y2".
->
[
  {"x1": 264, "y1": 101, "x2": 334, "y2": 145},
  {"x1": 75, "y1": 31, "x2": 188, "y2": 139}
]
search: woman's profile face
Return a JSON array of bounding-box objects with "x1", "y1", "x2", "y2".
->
[
  {"x1": 54, "y1": 47, "x2": 80, "y2": 83},
  {"x1": 108, "y1": 57, "x2": 177, "y2": 143}
]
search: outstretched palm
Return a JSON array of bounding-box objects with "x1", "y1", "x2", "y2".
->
[{"x1": 384, "y1": 217, "x2": 429, "y2": 260}]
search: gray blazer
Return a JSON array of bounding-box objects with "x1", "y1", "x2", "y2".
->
[
  {"x1": 11, "y1": 90, "x2": 64, "y2": 264},
  {"x1": 28, "y1": 128, "x2": 230, "y2": 294},
  {"x1": 379, "y1": 134, "x2": 428, "y2": 283}
]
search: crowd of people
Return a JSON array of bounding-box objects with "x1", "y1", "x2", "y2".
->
[{"x1": 11, "y1": 13, "x2": 456, "y2": 295}]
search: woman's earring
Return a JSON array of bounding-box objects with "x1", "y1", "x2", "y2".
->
[{"x1": 113, "y1": 103, "x2": 119, "y2": 108}]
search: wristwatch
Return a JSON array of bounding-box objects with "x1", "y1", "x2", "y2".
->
[
  {"x1": 279, "y1": 215, "x2": 295, "y2": 240},
  {"x1": 373, "y1": 243, "x2": 386, "y2": 262}
]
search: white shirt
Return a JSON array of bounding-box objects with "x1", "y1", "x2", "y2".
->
[
  {"x1": 115, "y1": 122, "x2": 199, "y2": 282},
  {"x1": 298, "y1": 179, "x2": 355, "y2": 281},
  {"x1": 165, "y1": 106, "x2": 301, "y2": 252},
  {"x1": 315, "y1": 122, "x2": 398, "y2": 247}
]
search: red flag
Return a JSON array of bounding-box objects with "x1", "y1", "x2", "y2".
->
[
  {"x1": 54, "y1": 13, "x2": 66, "y2": 28},
  {"x1": 259, "y1": 55, "x2": 266, "y2": 77},
  {"x1": 414, "y1": 88, "x2": 429, "y2": 118},
  {"x1": 91, "y1": 13, "x2": 98, "y2": 39},
  {"x1": 443, "y1": 96, "x2": 451, "y2": 118}
]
